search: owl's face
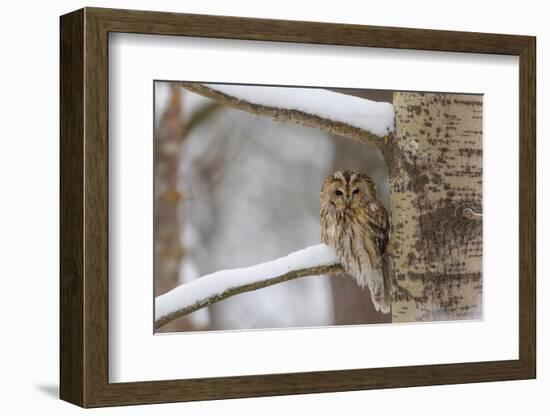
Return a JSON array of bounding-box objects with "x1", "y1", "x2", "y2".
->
[{"x1": 321, "y1": 170, "x2": 376, "y2": 211}]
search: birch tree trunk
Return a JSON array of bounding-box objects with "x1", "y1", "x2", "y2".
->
[{"x1": 384, "y1": 92, "x2": 483, "y2": 322}]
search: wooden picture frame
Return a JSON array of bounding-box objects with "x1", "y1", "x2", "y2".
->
[{"x1": 60, "y1": 7, "x2": 536, "y2": 408}]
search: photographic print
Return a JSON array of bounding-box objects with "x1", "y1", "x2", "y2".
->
[
  {"x1": 60, "y1": 9, "x2": 535, "y2": 406},
  {"x1": 153, "y1": 82, "x2": 483, "y2": 333}
]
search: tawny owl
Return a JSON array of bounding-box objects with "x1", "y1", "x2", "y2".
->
[{"x1": 320, "y1": 170, "x2": 391, "y2": 314}]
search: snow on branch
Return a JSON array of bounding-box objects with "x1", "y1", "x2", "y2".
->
[
  {"x1": 461, "y1": 207, "x2": 483, "y2": 221},
  {"x1": 155, "y1": 244, "x2": 343, "y2": 330},
  {"x1": 176, "y1": 82, "x2": 394, "y2": 148}
]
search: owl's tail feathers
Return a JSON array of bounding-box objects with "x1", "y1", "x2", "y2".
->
[
  {"x1": 370, "y1": 257, "x2": 392, "y2": 314},
  {"x1": 370, "y1": 271, "x2": 391, "y2": 314}
]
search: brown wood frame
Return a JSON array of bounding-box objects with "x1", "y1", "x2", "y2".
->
[{"x1": 60, "y1": 7, "x2": 536, "y2": 408}]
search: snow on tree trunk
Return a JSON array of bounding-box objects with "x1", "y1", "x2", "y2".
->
[{"x1": 384, "y1": 92, "x2": 483, "y2": 322}]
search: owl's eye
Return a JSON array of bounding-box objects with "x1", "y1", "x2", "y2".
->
[
  {"x1": 335, "y1": 190, "x2": 343, "y2": 196},
  {"x1": 352, "y1": 189, "x2": 360, "y2": 195}
]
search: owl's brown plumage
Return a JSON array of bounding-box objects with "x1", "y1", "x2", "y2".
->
[{"x1": 320, "y1": 170, "x2": 391, "y2": 313}]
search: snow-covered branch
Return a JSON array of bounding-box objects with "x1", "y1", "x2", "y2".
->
[
  {"x1": 461, "y1": 207, "x2": 483, "y2": 221},
  {"x1": 176, "y1": 83, "x2": 394, "y2": 148},
  {"x1": 154, "y1": 244, "x2": 343, "y2": 330}
]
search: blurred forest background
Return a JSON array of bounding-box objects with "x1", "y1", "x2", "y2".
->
[{"x1": 154, "y1": 82, "x2": 393, "y2": 333}]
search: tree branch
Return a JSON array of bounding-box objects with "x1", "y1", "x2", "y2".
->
[
  {"x1": 460, "y1": 207, "x2": 483, "y2": 220},
  {"x1": 176, "y1": 82, "x2": 391, "y2": 148},
  {"x1": 155, "y1": 264, "x2": 343, "y2": 329},
  {"x1": 154, "y1": 243, "x2": 343, "y2": 330}
]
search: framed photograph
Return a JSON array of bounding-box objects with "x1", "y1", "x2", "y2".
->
[{"x1": 60, "y1": 7, "x2": 536, "y2": 408}]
